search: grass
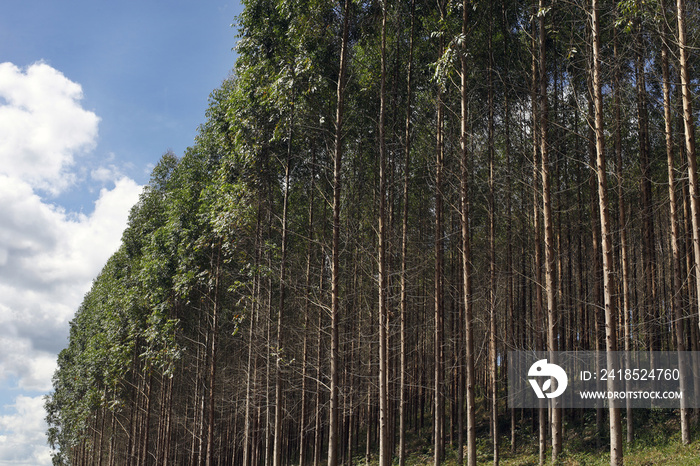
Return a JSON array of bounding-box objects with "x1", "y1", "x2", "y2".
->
[{"x1": 379, "y1": 409, "x2": 700, "y2": 465}]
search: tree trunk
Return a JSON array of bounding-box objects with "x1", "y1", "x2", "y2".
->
[
  {"x1": 398, "y1": 2, "x2": 415, "y2": 465},
  {"x1": 329, "y1": 2, "x2": 350, "y2": 465},
  {"x1": 461, "y1": 2, "x2": 476, "y2": 464},
  {"x1": 487, "y1": 3, "x2": 499, "y2": 462},
  {"x1": 676, "y1": 0, "x2": 700, "y2": 354},
  {"x1": 659, "y1": 0, "x2": 690, "y2": 442},
  {"x1": 538, "y1": 0, "x2": 560, "y2": 460},
  {"x1": 378, "y1": 2, "x2": 391, "y2": 465},
  {"x1": 635, "y1": 0, "x2": 657, "y2": 354},
  {"x1": 273, "y1": 88, "x2": 294, "y2": 466},
  {"x1": 591, "y1": 1, "x2": 623, "y2": 462},
  {"x1": 434, "y1": 23, "x2": 445, "y2": 466},
  {"x1": 300, "y1": 143, "x2": 317, "y2": 466},
  {"x1": 612, "y1": 24, "x2": 634, "y2": 444}
]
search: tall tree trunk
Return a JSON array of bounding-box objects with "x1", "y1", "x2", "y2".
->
[
  {"x1": 378, "y1": 2, "x2": 391, "y2": 465},
  {"x1": 398, "y1": 2, "x2": 415, "y2": 465},
  {"x1": 205, "y1": 247, "x2": 221, "y2": 466},
  {"x1": 659, "y1": 0, "x2": 690, "y2": 442},
  {"x1": 530, "y1": 3, "x2": 546, "y2": 462},
  {"x1": 273, "y1": 89, "x2": 294, "y2": 466},
  {"x1": 500, "y1": 0, "x2": 516, "y2": 454},
  {"x1": 591, "y1": 1, "x2": 623, "y2": 463},
  {"x1": 300, "y1": 144, "x2": 317, "y2": 466},
  {"x1": 265, "y1": 249, "x2": 273, "y2": 466},
  {"x1": 434, "y1": 18, "x2": 445, "y2": 466},
  {"x1": 636, "y1": 0, "x2": 657, "y2": 354},
  {"x1": 329, "y1": 2, "x2": 350, "y2": 464},
  {"x1": 314, "y1": 261, "x2": 325, "y2": 466},
  {"x1": 613, "y1": 24, "x2": 634, "y2": 444},
  {"x1": 487, "y1": 2, "x2": 499, "y2": 462},
  {"x1": 461, "y1": 2, "x2": 476, "y2": 464},
  {"x1": 140, "y1": 373, "x2": 152, "y2": 466},
  {"x1": 537, "y1": 0, "x2": 561, "y2": 460},
  {"x1": 676, "y1": 0, "x2": 700, "y2": 352},
  {"x1": 244, "y1": 202, "x2": 263, "y2": 466}
]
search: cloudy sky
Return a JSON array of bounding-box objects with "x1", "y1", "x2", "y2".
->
[{"x1": 0, "y1": 1, "x2": 242, "y2": 463}]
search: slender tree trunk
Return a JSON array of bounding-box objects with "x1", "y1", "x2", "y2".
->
[
  {"x1": 108, "y1": 393, "x2": 116, "y2": 466},
  {"x1": 461, "y1": 2, "x2": 476, "y2": 464},
  {"x1": 198, "y1": 332, "x2": 208, "y2": 465},
  {"x1": 127, "y1": 351, "x2": 140, "y2": 466},
  {"x1": 139, "y1": 372, "x2": 152, "y2": 466},
  {"x1": 398, "y1": 2, "x2": 415, "y2": 465},
  {"x1": 487, "y1": 3, "x2": 499, "y2": 462},
  {"x1": 500, "y1": 0, "x2": 516, "y2": 454},
  {"x1": 300, "y1": 143, "x2": 317, "y2": 466},
  {"x1": 659, "y1": 0, "x2": 690, "y2": 442},
  {"x1": 273, "y1": 89, "x2": 294, "y2": 466},
  {"x1": 314, "y1": 265, "x2": 325, "y2": 466},
  {"x1": 530, "y1": 3, "x2": 546, "y2": 462},
  {"x1": 329, "y1": 2, "x2": 350, "y2": 465},
  {"x1": 676, "y1": 0, "x2": 700, "y2": 349},
  {"x1": 244, "y1": 202, "x2": 262, "y2": 466},
  {"x1": 265, "y1": 256, "x2": 273, "y2": 466},
  {"x1": 163, "y1": 373, "x2": 173, "y2": 465},
  {"x1": 591, "y1": 1, "x2": 623, "y2": 463},
  {"x1": 537, "y1": 0, "x2": 561, "y2": 459},
  {"x1": 434, "y1": 21, "x2": 445, "y2": 466},
  {"x1": 205, "y1": 248, "x2": 221, "y2": 466},
  {"x1": 612, "y1": 24, "x2": 634, "y2": 444},
  {"x1": 378, "y1": 2, "x2": 391, "y2": 465},
  {"x1": 635, "y1": 0, "x2": 657, "y2": 353}
]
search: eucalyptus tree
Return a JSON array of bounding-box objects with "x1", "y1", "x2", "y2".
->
[
  {"x1": 460, "y1": 0, "x2": 476, "y2": 463},
  {"x1": 677, "y1": 0, "x2": 700, "y2": 341},
  {"x1": 591, "y1": 0, "x2": 623, "y2": 461},
  {"x1": 328, "y1": 1, "x2": 350, "y2": 464},
  {"x1": 46, "y1": 0, "x2": 700, "y2": 464}
]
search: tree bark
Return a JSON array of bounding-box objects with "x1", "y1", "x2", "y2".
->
[
  {"x1": 635, "y1": 0, "x2": 657, "y2": 354},
  {"x1": 328, "y1": 2, "x2": 350, "y2": 465},
  {"x1": 273, "y1": 85, "x2": 294, "y2": 466},
  {"x1": 399, "y1": 1, "x2": 415, "y2": 464},
  {"x1": 612, "y1": 23, "x2": 634, "y2": 444},
  {"x1": 434, "y1": 25, "x2": 445, "y2": 466},
  {"x1": 378, "y1": 2, "x2": 391, "y2": 465},
  {"x1": 591, "y1": 1, "x2": 623, "y2": 462},
  {"x1": 537, "y1": 0, "x2": 561, "y2": 460},
  {"x1": 461, "y1": 2, "x2": 476, "y2": 464},
  {"x1": 659, "y1": 0, "x2": 690, "y2": 442},
  {"x1": 676, "y1": 0, "x2": 700, "y2": 351},
  {"x1": 487, "y1": 2, "x2": 498, "y2": 462}
]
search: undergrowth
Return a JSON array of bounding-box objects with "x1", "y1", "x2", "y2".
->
[{"x1": 366, "y1": 408, "x2": 700, "y2": 465}]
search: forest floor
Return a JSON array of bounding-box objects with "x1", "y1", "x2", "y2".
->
[{"x1": 391, "y1": 408, "x2": 700, "y2": 465}]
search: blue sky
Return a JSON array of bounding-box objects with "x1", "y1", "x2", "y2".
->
[
  {"x1": 2, "y1": 0, "x2": 242, "y2": 211},
  {"x1": 0, "y1": 1, "x2": 242, "y2": 464}
]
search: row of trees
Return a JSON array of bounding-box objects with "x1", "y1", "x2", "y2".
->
[{"x1": 46, "y1": 0, "x2": 700, "y2": 465}]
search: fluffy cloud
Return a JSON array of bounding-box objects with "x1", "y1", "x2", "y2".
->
[
  {"x1": 0, "y1": 62, "x2": 100, "y2": 194},
  {"x1": 0, "y1": 175, "x2": 142, "y2": 384},
  {"x1": 0, "y1": 396, "x2": 53, "y2": 465},
  {"x1": 0, "y1": 63, "x2": 143, "y2": 465}
]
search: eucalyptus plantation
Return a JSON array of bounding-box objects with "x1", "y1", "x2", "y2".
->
[{"x1": 45, "y1": 1, "x2": 700, "y2": 465}]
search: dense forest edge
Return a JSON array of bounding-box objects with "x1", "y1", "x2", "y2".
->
[{"x1": 44, "y1": 0, "x2": 700, "y2": 464}]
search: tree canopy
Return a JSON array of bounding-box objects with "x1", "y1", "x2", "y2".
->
[{"x1": 45, "y1": 0, "x2": 700, "y2": 465}]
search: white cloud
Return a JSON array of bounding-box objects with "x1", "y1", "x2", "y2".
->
[
  {"x1": 0, "y1": 175, "x2": 142, "y2": 388},
  {"x1": 91, "y1": 164, "x2": 122, "y2": 183},
  {"x1": 0, "y1": 62, "x2": 100, "y2": 195},
  {"x1": 0, "y1": 63, "x2": 143, "y2": 465},
  {"x1": 0, "y1": 396, "x2": 53, "y2": 466}
]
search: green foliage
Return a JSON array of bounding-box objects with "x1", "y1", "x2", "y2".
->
[{"x1": 46, "y1": 0, "x2": 700, "y2": 463}]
